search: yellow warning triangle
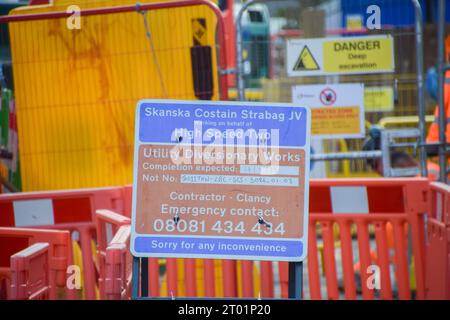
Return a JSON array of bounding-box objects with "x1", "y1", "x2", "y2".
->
[{"x1": 293, "y1": 45, "x2": 320, "y2": 71}]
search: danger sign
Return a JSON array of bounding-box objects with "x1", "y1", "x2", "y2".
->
[
  {"x1": 287, "y1": 35, "x2": 394, "y2": 77},
  {"x1": 131, "y1": 100, "x2": 311, "y2": 261}
]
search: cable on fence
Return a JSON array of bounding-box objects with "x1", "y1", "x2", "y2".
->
[{"x1": 136, "y1": 4, "x2": 168, "y2": 98}]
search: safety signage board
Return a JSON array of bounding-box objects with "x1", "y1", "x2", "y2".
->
[
  {"x1": 287, "y1": 35, "x2": 395, "y2": 77},
  {"x1": 364, "y1": 86, "x2": 394, "y2": 112},
  {"x1": 131, "y1": 100, "x2": 311, "y2": 261},
  {"x1": 292, "y1": 83, "x2": 365, "y2": 139}
]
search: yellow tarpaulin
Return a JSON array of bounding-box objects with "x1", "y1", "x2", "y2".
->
[{"x1": 9, "y1": 0, "x2": 219, "y2": 191}]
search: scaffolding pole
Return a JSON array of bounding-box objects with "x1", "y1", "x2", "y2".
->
[{"x1": 437, "y1": 0, "x2": 448, "y2": 183}]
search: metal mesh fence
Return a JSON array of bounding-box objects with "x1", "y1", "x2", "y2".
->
[{"x1": 237, "y1": 0, "x2": 443, "y2": 178}]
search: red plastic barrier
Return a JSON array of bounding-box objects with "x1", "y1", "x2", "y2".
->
[
  {"x1": 3, "y1": 178, "x2": 429, "y2": 300},
  {"x1": 143, "y1": 178, "x2": 429, "y2": 300},
  {"x1": 95, "y1": 209, "x2": 131, "y2": 299},
  {"x1": 241, "y1": 261, "x2": 254, "y2": 298},
  {"x1": 10, "y1": 243, "x2": 50, "y2": 300},
  {"x1": 222, "y1": 260, "x2": 237, "y2": 297},
  {"x1": 0, "y1": 186, "x2": 131, "y2": 300},
  {"x1": 277, "y1": 178, "x2": 429, "y2": 300},
  {"x1": 148, "y1": 258, "x2": 160, "y2": 297},
  {"x1": 157, "y1": 258, "x2": 237, "y2": 298},
  {"x1": 184, "y1": 259, "x2": 197, "y2": 297},
  {"x1": 166, "y1": 258, "x2": 178, "y2": 297},
  {"x1": 260, "y1": 261, "x2": 274, "y2": 298},
  {"x1": 277, "y1": 262, "x2": 289, "y2": 299},
  {"x1": 425, "y1": 182, "x2": 450, "y2": 300},
  {"x1": 104, "y1": 225, "x2": 132, "y2": 300},
  {"x1": 0, "y1": 227, "x2": 71, "y2": 299},
  {"x1": 95, "y1": 178, "x2": 432, "y2": 300},
  {"x1": 95, "y1": 209, "x2": 164, "y2": 298},
  {"x1": 0, "y1": 187, "x2": 130, "y2": 228}
]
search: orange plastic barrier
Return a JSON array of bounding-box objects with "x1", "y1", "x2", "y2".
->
[
  {"x1": 0, "y1": 187, "x2": 131, "y2": 228},
  {"x1": 0, "y1": 227, "x2": 72, "y2": 299},
  {"x1": 222, "y1": 261, "x2": 238, "y2": 297},
  {"x1": 425, "y1": 182, "x2": 450, "y2": 300},
  {"x1": 203, "y1": 259, "x2": 216, "y2": 297},
  {"x1": 104, "y1": 225, "x2": 132, "y2": 300},
  {"x1": 0, "y1": 186, "x2": 131, "y2": 300},
  {"x1": 260, "y1": 261, "x2": 275, "y2": 298},
  {"x1": 97, "y1": 179, "x2": 430, "y2": 300},
  {"x1": 149, "y1": 258, "x2": 243, "y2": 298},
  {"x1": 3, "y1": 178, "x2": 441, "y2": 300},
  {"x1": 270, "y1": 178, "x2": 429, "y2": 300},
  {"x1": 96, "y1": 210, "x2": 223, "y2": 299},
  {"x1": 10, "y1": 243, "x2": 51, "y2": 300},
  {"x1": 96, "y1": 210, "x2": 160, "y2": 300},
  {"x1": 122, "y1": 179, "x2": 431, "y2": 300},
  {"x1": 95, "y1": 209, "x2": 131, "y2": 299}
]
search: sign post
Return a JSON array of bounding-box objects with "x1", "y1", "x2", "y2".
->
[{"x1": 131, "y1": 100, "x2": 311, "y2": 299}]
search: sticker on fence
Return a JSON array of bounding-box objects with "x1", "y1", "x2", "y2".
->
[
  {"x1": 192, "y1": 18, "x2": 207, "y2": 46},
  {"x1": 287, "y1": 35, "x2": 395, "y2": 77},
  {"x1": 292, "y1": 83, "x2": 365, "y2": 138},
  {"x1": 364, "y1": 86, "x2": 394, "y2": 112},
  {"x1": 131, "y1": 100, "x2": 311, "y2": 261}
]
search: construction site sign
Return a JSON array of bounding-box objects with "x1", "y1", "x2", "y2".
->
[
  {"x1": 131, "y1": 100, "x2": 311, "y2": 261},
  {"x1": 292, "y1": 83, "x2": 365, "y2": 139},
  {"x1": 287, "y1": 35, "x2": 395, "y2": 77}
]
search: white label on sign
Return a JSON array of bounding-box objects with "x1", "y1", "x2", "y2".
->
[
  {"x1": 13, "y1": 199, "x2": 54, "y2": 227},
  {"x1": 330, "y1": 186, "x2": 369, "y2": 214}
]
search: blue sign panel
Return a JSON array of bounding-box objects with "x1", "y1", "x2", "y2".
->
[{"x1": 139, "y1": 102, "x2": 308, "y2": 147}]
